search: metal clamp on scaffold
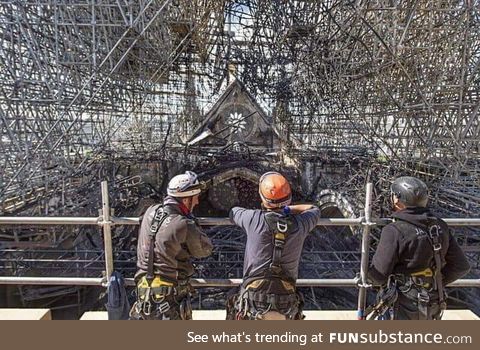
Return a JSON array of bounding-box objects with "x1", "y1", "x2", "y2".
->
[{"x1": 354, "y1": 274, "x2": 372, "y2": 289}]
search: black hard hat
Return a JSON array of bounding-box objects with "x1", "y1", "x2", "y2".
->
[{"x1": 391, "y1": 176, "x2": 429, "y2": 208}]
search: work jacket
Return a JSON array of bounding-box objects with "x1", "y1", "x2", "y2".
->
[
  {"x1": 369, "y1": 207, "x2": 470, "y2": 286},
  {"x1": 135, "y1": 196, "x2": 213, "y2": 282}
]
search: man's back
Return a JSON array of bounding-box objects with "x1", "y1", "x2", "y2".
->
[
  {"x1": 370, "y1": 207, "x2": 470, "y2": 285},
  {"x1": 230, "y1": 206, "x2": 321, "y2": 282},
  {"x1": 136, "y1": 201, "x2": 212, "y2": 282}
]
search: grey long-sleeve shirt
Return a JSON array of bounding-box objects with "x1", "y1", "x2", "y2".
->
[{"x1": 230, "y1": 206, "x2": 321, "y2": 282}]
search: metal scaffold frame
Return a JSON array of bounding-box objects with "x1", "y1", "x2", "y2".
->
[
  {"x1": 0, "y1": 181, "x2": 479, "y2": 317},
  {"x1": 0, "y1": 0, "x2": 479, "y2": 315},
  {"x1": 1, "y1": 1, "x2": 479, "y2": 216}
]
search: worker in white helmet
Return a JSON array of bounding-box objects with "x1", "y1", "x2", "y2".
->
[{"x1": 130, "y1": 171, "x2": 213, "y2": 320}]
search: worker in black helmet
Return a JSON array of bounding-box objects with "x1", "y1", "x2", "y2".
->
[{"x1": 368, "y1": 176, "x2": 470, "y2": 320}]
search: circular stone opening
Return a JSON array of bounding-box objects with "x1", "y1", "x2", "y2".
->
[
  {"x1": 319, "y1": 204, "x2": 352, "y2": 236},
  {"x1": 316, "y1": 189, "x2": 358, "y2": 236}
]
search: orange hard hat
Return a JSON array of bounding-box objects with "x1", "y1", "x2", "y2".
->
[{"x1": 259, "y1": 172, "x2": 292, "y2": 208}]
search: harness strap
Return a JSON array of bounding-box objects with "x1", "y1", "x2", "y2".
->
[
  {"x1": 270, "y1": 218, "x2": 288, "y2": 271},
  {"x1": 146, "y1": 206, "x2": 171, "y2": 283},
  {"x1": 427, "y1": 223, "x2": 446, "y2": 309}
]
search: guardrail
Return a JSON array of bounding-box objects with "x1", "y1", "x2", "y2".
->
[
  {"x1": 0, "y1": 181, "x2": 479, "y2": 318},
  {"x1": 0, "y1": 276, "x2": 476, "y2": 288}
]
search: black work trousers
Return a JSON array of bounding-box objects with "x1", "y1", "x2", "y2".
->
[{"x1": 394, "y1": 293, "x2": 443, "y2": 320}]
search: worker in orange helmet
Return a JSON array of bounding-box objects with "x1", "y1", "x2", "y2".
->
[{"x1": 227, "y1": 171, "x2": 322, "y2": 320}]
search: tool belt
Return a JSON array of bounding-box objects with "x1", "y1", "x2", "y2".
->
[
  {"x1": 367, "y1": 269, "x2": 444, "y2": 320},
  {"x1": 396, "y1": 268, "x2": 435, "y2": 289},
  {"x1": 137, "y1": 276, "x2": 175, "y2": 302},
  {"x1": 396, "y1": 268, "x2": 443, "y2": 296},
  {"x1": 230, "y1": 278, "x2": 304, "y2": 320},
  {"x1": 131, "y1": 275, "x2": 193, "y2": 320},
  {"x1": 396, "y1": 270, "x2": 444, "y2": 307}
]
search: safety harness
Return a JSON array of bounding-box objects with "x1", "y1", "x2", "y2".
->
[
  {"x1": 367, "y1": 219, "x2": 447, "y2": 320},
  {"x1": 147, "y1": 206, "x2": 170, "y2": 283},
  {"x1": 231, "y1": 210, "x2": 303, "y2": 320},
  {"x1": 427, "y1": 223, "x2": 447, "y2": 311},
  {"x1": 131, "y1": 205, "x2": 192, "y2": 320},
  {"x1": 396, "y1": 222, "x2": 446, "y2": 319},
  {"x1": 366, "y1": 276, "x2": 398, "y2": 320},
  {"x1": 270, "y1": 215, "x2": 289, "y2": 275}
]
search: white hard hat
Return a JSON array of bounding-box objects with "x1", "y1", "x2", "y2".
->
[{"x1": 167, "y1": 171, "x2": 204, "y2": 198}]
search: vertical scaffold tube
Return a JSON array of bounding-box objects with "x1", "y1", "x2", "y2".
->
[
  {"x1": 101, "y1": 181, "x2": 114, "y2": 282},
  {"x1": 357, "y1": 182, "x2": 373, "y2": 320}
]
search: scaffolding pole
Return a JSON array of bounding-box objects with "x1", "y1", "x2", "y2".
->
[
  {"x1": 1, "y1": 216, "x2": 480, "y2": 227},
  {"x1": 357, "y1": 183, "x2": 373, "y2": 320},
  {"x1": 0, "y1": 276, "x2": 478, "y2": 288},
  {"x1": 100, "y1": 181, "x2": 114, "y2": 281}
]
